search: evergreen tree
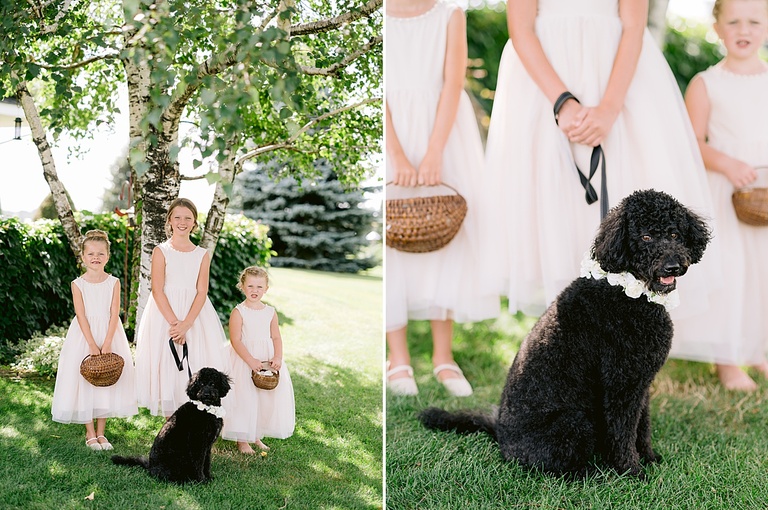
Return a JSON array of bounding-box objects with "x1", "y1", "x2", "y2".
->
[{"x1": 232, "y1": 161, "x2": 381, "y2": 273}]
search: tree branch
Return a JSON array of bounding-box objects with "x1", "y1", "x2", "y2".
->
[
  {"x1": 290, "y1": 0, "x2": 382, "y2": 36},
  {"x1": 258, "y1": 6, "x2": 280, "y2": 31},
  {"x1": 180, "y1": 174, "x2": 208, "y2": 181},
  {"x1": 298, "y1": 35, "x2": 381, "y2": 76},
  {"x1": 31, "y1": 52, "x2": 120, "y2": 70},
  {"x1": 236, "y1": 97, "x2": 380, "y2": 164},
  {"x1": 27, "y1": 0, "x2": 73, "y2": 34}
]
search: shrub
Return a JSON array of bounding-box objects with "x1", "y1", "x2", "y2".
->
[
  {"x1": 11, "y1": 326, "x2": 69, "y2": 378},
  {"x1": 198, "y1": 214, "x2": 275, "y2": 324},
  {"x1": 0, "y1": 213, "x2": 272, "y2": 363}
]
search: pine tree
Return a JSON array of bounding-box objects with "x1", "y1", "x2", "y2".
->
[{"x1": 231, "y1": 161, "x2": 381, "y2": 273}]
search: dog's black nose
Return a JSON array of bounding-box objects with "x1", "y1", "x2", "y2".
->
[{"x1": 662, "y1": 261, "x2": 681, "y2": 275}]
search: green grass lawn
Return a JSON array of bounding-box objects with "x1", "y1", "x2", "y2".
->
[
  {"x1": 386, "y1": 311, "x2": 768, "y2": 509},
  {"x1": 0, "y1": 267, "x2": 383, "y2": 510}
]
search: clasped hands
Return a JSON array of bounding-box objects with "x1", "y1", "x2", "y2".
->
[
  {"x1": 169, "y1": 319, "x2": 190, "y2": 344},
  {"x1": 250, "y1": 358, "x2": 282, "y2": 372},
  {"x1": 557, "y1": 100, "x2": 617, "y2": 148}
]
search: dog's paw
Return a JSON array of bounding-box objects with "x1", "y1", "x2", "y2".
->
[
  {"x1": 640, "y1": 449, "x2": 662, "y2": 464},
  {"x1": 611, "y1": 459, "x2": 644, "y2": 479}
]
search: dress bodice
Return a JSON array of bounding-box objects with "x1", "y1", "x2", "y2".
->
[
  {"x1": 385, "y1": 1, "x2": 458, "y2": 94},
  {"x1": 73, "y1": 275, "x2": 117, "y2": 320},
  {"x1": 157, "y1": 242, "x2": 206, "y2": 291}
]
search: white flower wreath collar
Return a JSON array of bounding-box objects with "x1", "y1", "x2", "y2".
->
[
  {"x1": 190, "y1": 400, "x2": 226, "y2": 418},
  {"x1": 580, "y1": 253, "x2": 680, "y2": 311}
]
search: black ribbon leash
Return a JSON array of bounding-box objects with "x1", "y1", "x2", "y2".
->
[
  {"x1": 553, "y1": 91, "x2": 609, "y2": 219},
  {"x1": 169, "y1": 338, "x2": 191, "y2": 378}
]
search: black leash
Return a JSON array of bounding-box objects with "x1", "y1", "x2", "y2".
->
[
  {"x1": 553, "y1": 91, "x2": 609, "y2": 219},
  {"x1": 169, "y1": 338, "x2": 192, "y2": 378}
]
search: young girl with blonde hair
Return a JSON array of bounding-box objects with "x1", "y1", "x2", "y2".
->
[
  {"x1": 222, "y1": 266, "x2": 295, "y2": 453},
  {"x1": 51, "y1": 229, "x2": 138, "y2": 450},
  {"x1": 677, "y1": 0, "x2": 768, "y2": 390}
]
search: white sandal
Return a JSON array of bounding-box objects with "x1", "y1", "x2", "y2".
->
[
  {"x1": 433, "y1": 363, "x2": 473, "y2": 397},
  {"x1": 386, "y1": 363, "x2": 418, "y2": 396},
  {"x1": 86, "y1": 437, "x2": 102, "y2": 451},
  {"x1": 97, "y1": 435, "x2": 113, "y2": 451}
]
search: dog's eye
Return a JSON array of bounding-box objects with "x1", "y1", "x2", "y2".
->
[
  {"x1": 670, "y1": 233, "x2": 678, "y2": 239},
  {"x1": 642, "y1": 234, "x2": 652, "y2": 242}
]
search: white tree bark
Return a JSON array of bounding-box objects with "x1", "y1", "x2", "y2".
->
[
  {"x1": 647, "y1": 0, "x2": 670, "y2": 49},
  {"x1": 17, "y1": 81, "x2": 83, "y2": 258},
  {"x1": 199, "y1": 148, "x2": 238, "y2": 254}
]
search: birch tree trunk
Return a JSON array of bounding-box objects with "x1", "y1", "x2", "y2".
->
[
  {"x1": 123, "y1": 1, "x2": 182, "y2": 326},
  {"x1": 16, "y1": 81, "x2": 83, "y2": 258},
  {"x1": 647, "y1": 0, "x2": 670, "y2": 48},
  {"x1": 199, "y1": 149, "x2": 238, "y2": 255}
]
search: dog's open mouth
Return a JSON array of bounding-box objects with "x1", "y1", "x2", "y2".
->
[
  {"x1": 651, "y1": 274, "x2": 677, "y2": 293},
  {"x1": 659, "y1": 276, "x2": 675, "y2": 286}
]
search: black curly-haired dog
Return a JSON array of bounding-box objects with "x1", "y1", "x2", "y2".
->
[
  {"x1": 420, "y1": 189, "x2": 711, "y2": 478},
  {"x1": 112, "y1": 367, "x2": 231, "y2": 484}
]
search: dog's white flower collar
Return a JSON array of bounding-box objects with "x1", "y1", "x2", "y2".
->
[
  {"x1": 580, "y1": 254, "x2": 680, "y2": 311},
  {"x1": 190, "y1": 400, "x2": 226, "y2": 418}
]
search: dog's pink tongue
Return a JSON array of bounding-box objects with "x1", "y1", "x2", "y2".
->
[{"x1": 660, "y1": 276, "x2": 675, "y2": 285}]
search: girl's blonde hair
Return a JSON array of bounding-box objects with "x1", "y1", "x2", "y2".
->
[
  {"x1": 713, "y1": 0, "x2": 768, "y2": 20},
  {"x1": 165, "y1": 197, "x2": 200, "y2": 238},
  {"x1": 81, "y1": 229, "x2": 111, "y2": 255},
  {"x1": 236, "y1": 266, "x2": 270, "y2": 292}
]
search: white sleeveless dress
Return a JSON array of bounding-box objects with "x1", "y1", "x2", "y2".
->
[
  {"x1": 52, "y1": 275, "x2": 138, "y2": 423},
  {"x1": 670, "y1": 64, "x2": 768, "y2": 364},
  {"x1": 134, "y1": 242, "x2": 228, "y2": 417},
  {"x1": 222, "y1": 303, "x2": 295, "y2": 441},
  {"x1": 484, "y1": 0, "x2": 721, "y2": 321},
  {"x1": 385, "y1": 1, "x2": 500, "y2": 332}
]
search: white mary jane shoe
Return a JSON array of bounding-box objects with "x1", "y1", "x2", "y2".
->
[
  {"x1": 433, "y1": 363, "x2": 473, "y2": 397},
  {"x1": 386, "y1": 363, "x2": 418, "y2": 396},
  {"x1": 86, "y1": 437, "x2": 102, "y2": 451}
]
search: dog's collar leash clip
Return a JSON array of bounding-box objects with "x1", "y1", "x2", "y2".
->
[
  {"x1": 190, "y1": 400, "x2": 226, "y2": 418},
  {"x1": 580, "y1": 253, "x2": 680, "y2": 311}
]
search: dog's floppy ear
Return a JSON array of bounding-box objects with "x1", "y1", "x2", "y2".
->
[
  {"x1": 217, "y1": 372, "x2": 232, "y2": 397},
  {"x1": 682, "y1": 208, "x2": 711, "y2": 264},
  {"x1": 591, "y1": 202, "x2": 629, "y2": 272},
  {"x1": 186, "y1": 370, "x2": 203, "y2": 399}
]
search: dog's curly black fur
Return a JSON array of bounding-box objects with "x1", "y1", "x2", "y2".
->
[
  {"x1": 112, "y1": 367, "x2": 231, "y2": 484},
  {"x1": 420, "y1": 190, "x2": 711, "y2": 478}
]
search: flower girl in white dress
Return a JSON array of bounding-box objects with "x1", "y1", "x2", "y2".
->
[
  {"x1": 51, "y1": 230, "x2": 137, "y2": 450},
  {"x1": 222, "y1": 266, "x2": 295, "y2": 453}
]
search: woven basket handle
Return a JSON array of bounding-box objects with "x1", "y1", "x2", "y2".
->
[
  {"x1": 80, "y1": 347, "x2": 104, "y2": 364},
  {"x1": 385, "y1": 181, "x2": 462, "y2": 196},
  {"x1": 259, "y1": 360, "x2": 279, "y2": 374}
]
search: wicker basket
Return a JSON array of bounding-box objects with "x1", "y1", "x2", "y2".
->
[
  {"x1": 386, "y1": 183, "x2": 467, "y2": 253},
  {"x1": 80, "y1": 353, "x2": 124, "y2": 387},
  {"x1": 251, "y1": 361, "x2": 279, "y2": 390},
  {"x1": 732, "y1": 167, "x2": 768, "y2": 226}
]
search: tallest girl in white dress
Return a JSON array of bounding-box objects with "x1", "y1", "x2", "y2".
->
[
  {"x1": 485, "y1": 0, "x2": 722, "y2": 330},
  {"x1": 134, "y1": 198, "x2": 229, "y2": 418}
]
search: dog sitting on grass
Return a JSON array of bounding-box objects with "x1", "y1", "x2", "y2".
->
[
  {"x1": 112, "y1": 367, "x2": 231, "y2": 484},
  {"x1": 420, "y1": 190, "x2": 711, "y2": 478}
]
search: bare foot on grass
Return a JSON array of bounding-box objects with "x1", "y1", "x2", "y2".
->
[
  {"x1": 237, "y1": 441, "x2": 256, "y2": 454},
  {"x1": 717, "y1": 364, "x2": 757, "y2": 392}
]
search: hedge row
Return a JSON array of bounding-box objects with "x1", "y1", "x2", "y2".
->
[{"x1": 0, "y1": 213, "x2": 273, "y2": 364}]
